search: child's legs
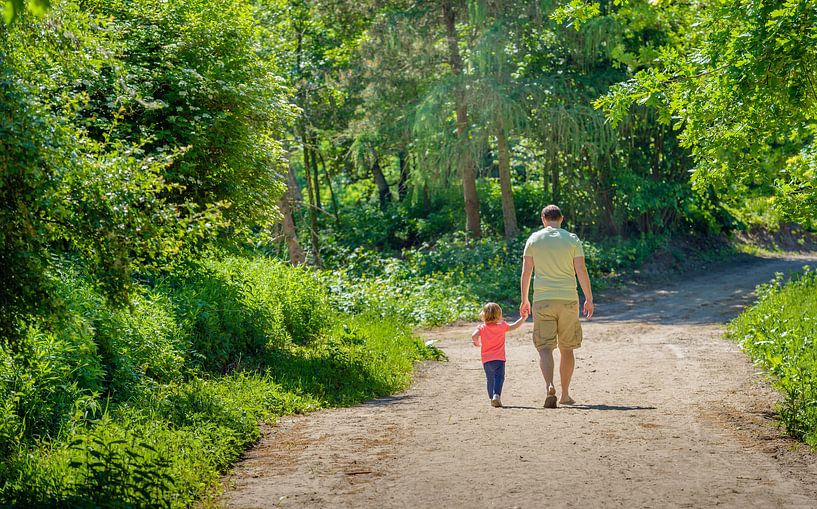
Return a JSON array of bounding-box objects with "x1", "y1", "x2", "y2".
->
[
  {"x1": 483, "y1": 360, "x2": 505, "y2": 397},
  {"x1": 483, "y1": 361, "x2": 498, "y2": 397},
  {"x1": 493, "y1": 361, "x2": 506, "y2": 396}
]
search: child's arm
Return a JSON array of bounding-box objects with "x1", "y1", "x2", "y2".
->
[
  {"x1": 507, "y1": 310, "x2": 529, "y2": 331},
  {"x1": 471, "y1": 328, "x2": 481, "y2": 347}
]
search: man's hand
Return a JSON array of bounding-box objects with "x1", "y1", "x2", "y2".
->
[
  {"x1": 583, "y1": 299, "x2": 594, "y2": 319},
  {"x1": 520, "y1": 298, "x2": 531, "y2": 317}
]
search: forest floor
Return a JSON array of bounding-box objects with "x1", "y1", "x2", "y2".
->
[{"x1": 219, "y1": 252, "x2": 817, "y2": 508}]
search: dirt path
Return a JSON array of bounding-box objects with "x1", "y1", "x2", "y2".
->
[{"x1": 220, "y1": 253, "x2": 817, "y2": 508}]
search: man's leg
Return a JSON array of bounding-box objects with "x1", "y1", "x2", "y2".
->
[
  {"x1": 559, "y1": 348, "x2": 575, "y2": 404},
  {"x1": 555, "y1": 300, "x2": 582, "y2": 404},
  {"x1": 537, "y1": 347, "x2": 556, "y2": 397}
]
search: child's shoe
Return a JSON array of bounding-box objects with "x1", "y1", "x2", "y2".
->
[{"x1": 491, "y1": 394, "x2": 502, "y2": 407}]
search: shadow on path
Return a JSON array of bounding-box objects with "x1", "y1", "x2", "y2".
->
[
  {"x1": 565, "y1": 404, "x2": 657, "y2": 411},
  {"x1": 363, "y1": 395, "x2": 418, "y2": 407}
]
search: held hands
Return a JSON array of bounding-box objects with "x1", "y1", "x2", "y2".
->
[{"x1": 519, "y1": 299, "x2": 531, "y2": 318}]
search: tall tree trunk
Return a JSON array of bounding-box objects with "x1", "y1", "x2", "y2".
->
[
  {"x1": 278, "y1": 161, "x2": 305, "y2": 265},
  {"x1": 302, "y1": 141, "x2": 322, "y2": 267},
  {"x1": 397, "y1": 150, "x2": 410, "y2": 201},
  {"x1": 371, "y1": 156, "x2": 391, "y2": 210},
  {"x1": 597, "y1": 163, "x2": 619, "y2": 237},
  {"x1": 443, "y1": 1, "x2": 481, "y2": 238},
  {"x1": 316, "y1": 149, "x2": 341, "y2": 228},
  {"x1": 422, "y1": 182, "x2": 431, "y2": 212},
  {"x1": 551, "y1": 162, "x2": 560, "y2": 205},
  {"x1": 309, "y1": 137, "x2": 322, "y2": 212},
  {"x1": 496, "y1": 125, "x2": 518, "y2": 238},
  {"x1": 652, "y1": 128, "x2": 664, "y2": 181}
]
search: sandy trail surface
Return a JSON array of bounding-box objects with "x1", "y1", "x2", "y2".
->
[{"x1": 221, "y1": 253, "x2": 817, "y2": 508}]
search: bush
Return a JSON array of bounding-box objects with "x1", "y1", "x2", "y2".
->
[
  {"x1": 729, "y1": 268, "x2": 817, "y2": 445},
  {"x1": 163, "y1": 256, "x2": 334, "y2": 372},
  {"x1": 0, "y1": 254, "x2": 439, "y2": 507}
]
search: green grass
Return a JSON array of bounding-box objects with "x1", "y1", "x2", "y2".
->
[
  {"x1": 728, "y1": 267, "x2": 817, "y2": 445},
  {"x1": 0, "y1": 256, "x2": 440, "y2": 507}
]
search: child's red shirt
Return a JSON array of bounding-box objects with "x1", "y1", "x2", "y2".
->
[{"x1": 476, "y1": 321, "x2": 509, "y2": 363}]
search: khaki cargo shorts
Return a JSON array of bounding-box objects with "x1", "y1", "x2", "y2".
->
[{"x1": 532, "y1": 299, "x2": 582, "y2": 351}]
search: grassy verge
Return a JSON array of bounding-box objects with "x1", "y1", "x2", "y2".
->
[
  {"x1": 0, "y1": 256, "x2": 441, "y2": 507},
  {"x1": 728, "y1": 268, "x2": 817, "y2": 445}
]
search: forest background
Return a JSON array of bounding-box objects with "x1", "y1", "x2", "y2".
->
[{"x1": 1, "y1": 0, "x2": 815, "y2": 506}]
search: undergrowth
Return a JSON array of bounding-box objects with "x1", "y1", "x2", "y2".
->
[
  {"x1": 0, "y1": 256, "x2": 440, "y2": 507},
  {"x1": 321, "y1": 232, "x2": 666, "y2": 324},
  {"x1": 729, "y1": 268, "x2": 817, "y2": 446}
]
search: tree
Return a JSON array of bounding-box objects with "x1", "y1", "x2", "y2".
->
[
  {"x1": 599, "y1": 0, "x2": 817, "y2": 224},
  {"x1": 0, "y1": 0, "x2": 293, "y2": 336},
  {"x1": 442, "y1": 0, "x2": 481, "y2": 238}
]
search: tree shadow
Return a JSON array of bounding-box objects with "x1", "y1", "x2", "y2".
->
[
  {"x1": 363, "y1": 395, "x2": 417, "y2": 406},
  {"x1": 565, "y1": 404, "x2": 657, "y2": 411}
]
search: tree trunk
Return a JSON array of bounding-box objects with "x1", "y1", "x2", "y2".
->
[
  {"x1": 443, "y1": 1, "x2": 481, "y2": 238},
  {"x1": 371, "y1": 156, "x2": 392, "y2": 210},
  {"x1": 302, "y1": 142, "x2": 322, "y2": 267},
  {"x1": 496, "y1": 125, "x2": 518, "y2": 238},
  {"x1": 597, "y1": 163, "x2": 619, "y2": 237},
  {"x1": 316, "y1": 149, "x2": 341, "y2": 228},
  {"x1": 397, "y1": 150, "x2": 410, "y2": 201},
  {"x1": 279, "y1": 162, "x2": 305, "y2": 265},
  {"x1": 422, "y1": 182, "x2": 431, "y2": 213},
  {"x1": 652, "y1": 128, "x2": 664, "y2": 181},
  {"x1": 551, "y1": 163, "x2": 560, "y2": 205},
  {"x1": 309, "y1": 139, "x2": 322, "y2": 212}
]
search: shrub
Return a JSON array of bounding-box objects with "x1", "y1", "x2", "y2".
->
[
  {"x1": 163, "y1": 256, "x2": 334, "y2": 372},
  {"x1": 0, "y1": 253, "x2": 441, "y2": 507},
  {"x1": 729, "y1": 268, "x2": 817, "y2": 445}
]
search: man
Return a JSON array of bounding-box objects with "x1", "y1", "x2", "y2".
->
[{"x1": 520, "y1": 205, "x2": 594, "y2": 408}]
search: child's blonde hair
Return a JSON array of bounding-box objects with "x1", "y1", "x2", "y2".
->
[{"x1": 480, "y1": 302, "x2": 502, "y2": 323}]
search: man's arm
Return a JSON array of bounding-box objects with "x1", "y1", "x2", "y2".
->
[
  {"x1": 573, "y1": 256, "x2": 594, "y2": 319},
  {"x1": 520, "y1": 255, "x2": 534, "y2": 316}
]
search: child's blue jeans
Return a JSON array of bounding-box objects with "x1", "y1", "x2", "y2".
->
[{"x1": 483, "y1": 360, "x2": 505, "y2": 398}]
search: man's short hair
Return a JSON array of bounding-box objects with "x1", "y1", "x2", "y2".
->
[{"x1": 541, "y1": 205, "x2": 563, "y2": 221}]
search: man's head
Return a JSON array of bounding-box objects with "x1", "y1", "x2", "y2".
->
[{"x1": 541, "y1": 204, "x2": 563, "y2": 226}]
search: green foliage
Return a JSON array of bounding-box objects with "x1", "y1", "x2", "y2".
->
[
  {"x1": 164, "y1": 256, "x2": 334, "y2": 372},
  {"x1": 598, "y1": 0, "x2": 817, "y2": 225},
  {"x1": 320, "y1": 229, "x2": 666, "y2": 326},
  {"x1": 1, "y1": 0, "x2": 291, "y2": 338},
  {"x1": 729, "y1": 268, "x2": 817, "y2": 445},
  {"x1": 551, "y1": 0, "x2": 601, "y2": 30},
  {"x1": 0, "y1": 256, "x2": 438, "y2": 506}
]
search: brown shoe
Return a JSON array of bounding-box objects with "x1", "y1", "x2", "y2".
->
[{"x1": 544, "y1": 395, "x2": 557, "y2": 408}]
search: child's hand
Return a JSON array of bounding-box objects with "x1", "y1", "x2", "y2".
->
[
  {"x1": 472, "y1": 338, "x2": 481, "y2": 347},
  {"x1": 521, "y1": 308, "x2": 529, "y2": 319}
]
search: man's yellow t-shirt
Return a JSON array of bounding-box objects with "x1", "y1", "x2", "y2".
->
[{"x1": 523, "y1": 227, "x2": 585, "y2": 302}]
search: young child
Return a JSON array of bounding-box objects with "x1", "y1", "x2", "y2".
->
[{"x1": 472, "y1": 302, "x2": 528, "y2": 407}]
